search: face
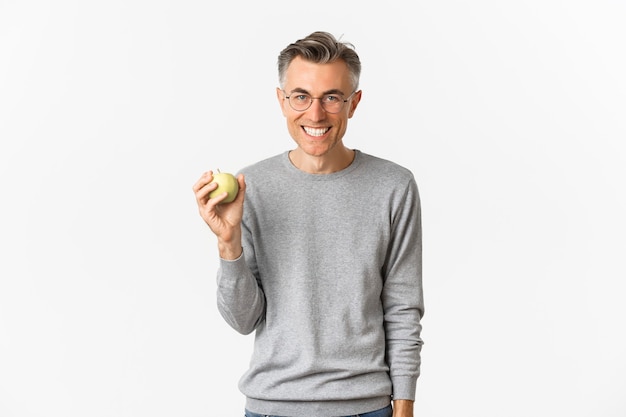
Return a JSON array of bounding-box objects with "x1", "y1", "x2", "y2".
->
[{"x1": 277, "y1": 56, "x2": 361, "y2": 159}]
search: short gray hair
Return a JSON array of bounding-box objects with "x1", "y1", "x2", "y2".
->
[{"x1": 277, "y1": 31, "x2": 361, "y2": 91}]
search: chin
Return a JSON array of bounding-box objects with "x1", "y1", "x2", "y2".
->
[{"x1": 300, "y1": 143, "x2": 331, "y2": 156}]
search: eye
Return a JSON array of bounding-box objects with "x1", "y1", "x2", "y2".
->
[
  {"x1": 293, "y1": 94, "x2": 310, "y2": 102},
  {"x1": 323, "y1": 94, "x2": 342, "y2": 103}
]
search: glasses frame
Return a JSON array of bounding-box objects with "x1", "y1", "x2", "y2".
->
[{"x1": 282, "y1": 89, "x2": 357, "y2": 114}]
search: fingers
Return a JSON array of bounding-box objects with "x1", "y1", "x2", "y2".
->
[
  {"x1": 233, "y1": 173, "x2": 246, "y2": 203},
  {"x1": 192, "y1": 170, "x2": 213, "y2": 192},
  {"x1": 192, "y1": 171, "x2": 217, "y2": 202}
]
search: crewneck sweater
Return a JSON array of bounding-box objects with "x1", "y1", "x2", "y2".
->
[{"x1": 217, "y1": 150, "x2": 424, "y2": 417}]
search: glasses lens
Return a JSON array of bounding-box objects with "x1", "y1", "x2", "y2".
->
[
  {"x1": 289, "y1": 94, "x2": 311, "y2": 111},
  {"x1": 321, "y1": 95, "x2": 343, "y2": 113}
]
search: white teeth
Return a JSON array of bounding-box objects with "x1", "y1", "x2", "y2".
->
[{"x1": 303, "y1": 127, "x2": 329, "y2": 137}]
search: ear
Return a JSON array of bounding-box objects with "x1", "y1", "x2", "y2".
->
[
  {"x1": 276, "y1": 87, "x2": 288, "y2": 116},
  {"x1": 347, "y1": 90, "x2": 362, "y2": 118}
]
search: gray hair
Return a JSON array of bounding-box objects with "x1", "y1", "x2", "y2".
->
[{"x1": 277, "y1": 31, "x2": 361, "y2": 91}]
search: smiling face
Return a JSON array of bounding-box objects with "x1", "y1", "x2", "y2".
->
[{"x1": 277, "y1": 56, "x2": 362, "y2": 169}]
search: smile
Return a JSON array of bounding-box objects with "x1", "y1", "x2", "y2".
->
[{"x1": 303, "y1": 126, "x2": 330, "y2": 137}]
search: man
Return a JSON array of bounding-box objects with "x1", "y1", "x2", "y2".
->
[{"x1": 193, "y1": 31, "x2": 424, "y2": 417}]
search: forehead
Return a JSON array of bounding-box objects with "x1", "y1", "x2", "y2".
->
[{"x1": 284, "y1": 56, "x2": 352, "y2": 93}]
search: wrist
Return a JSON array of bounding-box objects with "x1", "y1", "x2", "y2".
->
[
  {"x1": 218, "y1": 240, "x2": 243, "y2": 260},
  {"x1": 392, "y1": 399, "x2": 414, "y2": 417}
]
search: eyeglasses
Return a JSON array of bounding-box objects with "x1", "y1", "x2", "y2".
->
[{"x1": 283, "y1": 90, "x2": 356, "y2": 114}]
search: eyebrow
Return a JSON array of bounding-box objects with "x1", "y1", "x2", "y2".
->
[{"x1": 288, "y1": 88, "x2": 346, "y2": 96}]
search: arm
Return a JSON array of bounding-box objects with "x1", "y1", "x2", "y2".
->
[
  {"x1": 216, "y1": 251, "x2": 266, "y2": 335},
  {"x1": 382, "y1": 177, "x2": 424, "y2": 404},
  {"x1": 193, "y1": 172, "x2": 265, "y2": 334},
  {"x1": 393, "y1": 399, "x2": 414, "y2": 417}
]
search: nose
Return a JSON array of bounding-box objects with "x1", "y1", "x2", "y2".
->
[{"x1": 307, "y1": 98, "x2": 327, "y2": 121}]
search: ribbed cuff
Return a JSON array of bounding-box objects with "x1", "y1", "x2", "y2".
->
[{"x1": 391, "y1": 375, "x2": 418, "y2": 401}]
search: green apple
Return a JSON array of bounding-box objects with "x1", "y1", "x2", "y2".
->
[{"x1": 208, "y1": 171, "x2": 239, "y2": 204}]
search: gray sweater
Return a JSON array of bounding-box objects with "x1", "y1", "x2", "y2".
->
[{"x1": 217, "y1": 150, "x2": 424, "y2": 416}]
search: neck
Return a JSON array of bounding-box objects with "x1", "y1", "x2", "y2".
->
[{"x1": 289, "y1": 146, "x2": 355, "y2": 174}]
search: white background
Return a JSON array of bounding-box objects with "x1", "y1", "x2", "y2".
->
[{"x1": 1, "y1": 1, "x2": 625, "y2": 416}]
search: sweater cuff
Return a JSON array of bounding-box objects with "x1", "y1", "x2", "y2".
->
[
  {"x1": 391, "y1": 375, "x2": 418, "y2": 401},
  {"x1": 219, "y1": 250, "x2": 244, "y2": 263},
  {"x1": 218, "y1": 252, "x2": 247, "y2": 276}
]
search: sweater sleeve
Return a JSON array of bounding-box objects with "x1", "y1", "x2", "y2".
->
[
  {"x1": 216, "y1": 252, "x2": 266, "y2": 335},
  {"x1": 381, "y1": 176, "x2": 424, "y2": 401}
]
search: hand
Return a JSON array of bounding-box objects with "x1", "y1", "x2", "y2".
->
[
  {"x1": 192, "y1": 170, "x2": 246, "y2": 259},
  {"x1": 392, "y1": 399, "x2": 414, "y2": 417}
]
